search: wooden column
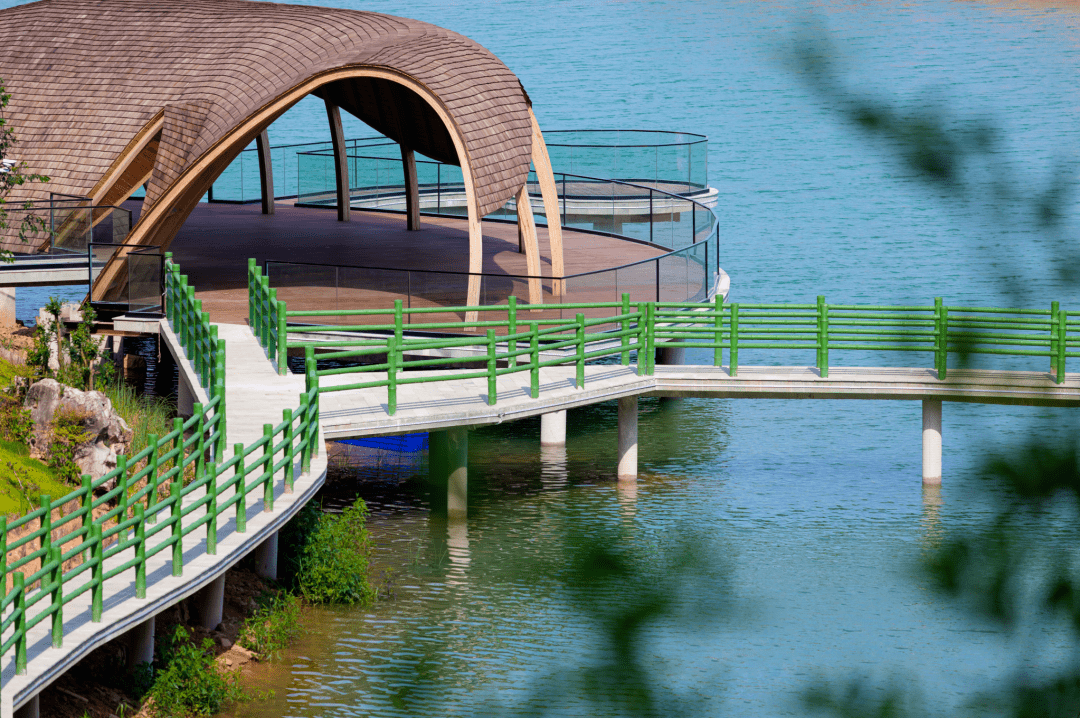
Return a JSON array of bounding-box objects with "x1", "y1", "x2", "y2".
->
[
  {"x1": 325, "y1": 100, "x2": 350, "y2": 222},
  {"x1": 401, "y1": 144, "x2": 421, "y2": 230},
  {"x1": 516, "y1": 184, "x2": 543, "y2": 304},
  {"x1": 256, "y1": 129, "x2": 274, "y2": 215},
  {"x1": 529, "y1": 109, "x2": 565, "y2": 296}
]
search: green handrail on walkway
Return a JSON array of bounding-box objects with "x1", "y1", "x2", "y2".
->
[
  {"x1": 267, "y1": 287, "x2": 1076, "y2": 416},
  {"x1": 0, "y1": 259, "x2": 320, "y2": 700}
]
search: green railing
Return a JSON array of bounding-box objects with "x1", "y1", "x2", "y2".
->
[
  {"x1": 0, "y1": 259, "x2": 319, "y2": 699},
  {"x1": 269, "y1": 292, "x2": 1077, "y2": 415}
]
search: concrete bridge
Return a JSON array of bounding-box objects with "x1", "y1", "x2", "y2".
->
[{"x1": 8, "y1": 301, "x2": 1079, "y2": 715}]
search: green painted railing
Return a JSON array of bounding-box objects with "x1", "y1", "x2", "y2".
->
[
  {"x1": 270, "y1": 291, "x2": 1077, "y2": 415},
  {"x1": 0, "y1": 259, "x2": 319, "y2": 699}
]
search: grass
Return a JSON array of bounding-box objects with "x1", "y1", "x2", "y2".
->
[
  {"x1": 239, "y1": 591, "x2": 302, "y2": 658},
  {"x1": 0, "y1": 439, "x2": 69, "y2": 513},
  {"x1": 104, "y1": 383, "x2": 174, "y2": 457}
]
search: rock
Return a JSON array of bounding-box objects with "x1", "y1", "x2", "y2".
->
[
  {"x1": 23, "y1": 379, "x2": 133, "y2": 481},
  {"x1": 219, "y1": 636, "x2": 233, "y2": 649}
]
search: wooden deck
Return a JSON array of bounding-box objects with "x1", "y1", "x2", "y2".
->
[{"x1": 161, "y1": 202, "x2": 666, "y2": 324}]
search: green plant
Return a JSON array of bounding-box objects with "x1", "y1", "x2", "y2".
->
[
  {"x1": 148, "y1": 625, "x2": 246, "y2": 718},
  {"x1": 294, "y1": 498, "x2": 377, "y2": 605},
  {"x1": 0, "y1": 396, "x2": 31, "y2": 443},
  {"x1": 25, "y1": 322, "x2": 50, "y2": 381},
  {"x1": 105, "y1": 383, "x2": 173, "y2": 457},
  {"x1": 46, "y1": 405, "x2": 90, "y2": 484},
  {"x1": 58, "y1": 304, "x2": 104, "y2": 390},
  {"x1": 238, "y1": 590, "x2": 302, "y2": 657}
]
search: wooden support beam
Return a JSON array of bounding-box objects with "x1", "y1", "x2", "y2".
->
[
  {"x1": 325, "y1": 101, "x2": 350, "y2": 222},
  {"x1": 256, "y1": 130, "x2": 275, "y2": 215},
  {"x1": 401, "y1": 145, "x2": 420, "y2": 230},
  {"x1": 516, "y1": 184, "x2": 543, "y2": 305},
  {"x1": 528, "y1": 109, "x2": 565, "y2": 296}
]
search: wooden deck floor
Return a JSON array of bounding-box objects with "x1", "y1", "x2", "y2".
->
[{"x1": 161, "y1": 202, "x2": 664, "y2": 324}]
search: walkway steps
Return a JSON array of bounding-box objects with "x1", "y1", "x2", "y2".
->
[
  {"x1": 318, "y1": 364, "x2": 1080, "y2": 439},
  {"x1": 3, "y1": 323, "x2": 325, "y2": 716}
]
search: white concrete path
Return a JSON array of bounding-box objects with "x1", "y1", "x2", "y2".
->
[{"x1": 3, "y1": 323, "x2": 325, "y2": 716}]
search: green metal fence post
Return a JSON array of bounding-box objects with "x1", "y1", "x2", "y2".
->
[
  {"x1": 298, "y1": 394, "x2": 311, "y2": 475},
  {"x1": 394, "y1": 299, "x2": 404, "y2": 349},
  {"x1": 730, "y1": 304, "x2": 739, "y2": 376},
  {"x1": 387, "y1": 338, "x2": 398, "y2": 415},
  {"x1": 306, "y1": 347, "x2": 320, "y2": 462},
  {"x1": 530, "y1": 322, "x2": 540, "y2": 399},
  {"x1": 935, "y1": 298, "x2": 947, "y2": 379},
  {"x1": 713, "y1": 293, "x2": 724, "y2": 367},
  {"x1": 171, "y1": 417, "x2": 183, "y2": 484},
  {"x1": 646, "y1": 304, "x2": 656, "y2": 376},
  {"x1": 234, "y1": 443, "x2": 247, "y2": 533},
  {"x1": 636, "y1": 304, "x2": 647, "y2": 377},
  {"x1": 1051, "y1": 301, "x2": 1060, "y2": 379},
  {"x1": 134, "y1": 503, "x2": 146, "y2": 598},
  {"x1": 283, "y1": 408, "x2": 295, "y2": 492},
  {"x1": 206, "y1": 463, "x2": 217, "y2": 555},
  {"x1": 508, "y1": 296, "x2": 518, "y2": 370},
  {"x1": 90, "y1": 524, "x2": 102, "y2": 621},
  {"x1": 50, "y1": 545, "x2": 62, "y2": 648},
  {"x1": 817, "y1": 295, "x2": 829, "y2": 378},
  {"x1": 260, "y1": 275, "x2": 271, "y2": 347},
  {"x1": 14, "y1": 572, "x2": 25, "y2": 673},
  {"x1": 576, "y1": 313, "x2": 586, "y2": 388},
  {"x1": 247, "y1": 258, "x2": 257, "y2": 330},
  {"x1": 262, "y1": 424, "x2": 274, "y2": 513},
  {"x1": 277, "y1": 299, "x2": 288, "y2": 376},
  {"x1": 171, "y1": 477, "x2": 182, "y2": 576},
  {"x1": 621, "y1": 293, "x2": 631, "y2": 366},
  {"x1": 116, "y1": 455, "x2": 129, "y2": 535},
  {"x1": 0, "y1": 516, "x2": 6, "y2": 587},
  {"x1": 487, "y1": 329, "x2": 498, "y2": 405},
  {"x1": 1058, "y1": 306, "x2": 1067, "y2": 384}
]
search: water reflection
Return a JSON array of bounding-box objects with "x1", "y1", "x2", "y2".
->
[
  {"x1": 921, "y1": 485, "x2": 944, "y2": 549},
  {"x1": 539, "y1": 444, "x2": 569, "y2": 490}
]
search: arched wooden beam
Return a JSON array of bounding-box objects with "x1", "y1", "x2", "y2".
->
[
  {"x1": 401, "y1": 144, "x2": 420, "y2": 231},
  {"x1": 515, "y1": 184, "x2": 542, "y2": 304},
  {"x1": 94, "y1": 66, "x2": 485, "y2": 308},
  {"x1": 529, "y1": 109, "x2": 565, "y2": 296},
  {"x1": 256, "y1": 129, "x2": 275, "y2": 216},
  {"x1": 325, "y1": 101, "x2": 350, "y2": 222}
]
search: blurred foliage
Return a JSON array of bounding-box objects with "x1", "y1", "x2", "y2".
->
[{"x1": 792, "y1": 26, "x2": 1080, "y2": 718}]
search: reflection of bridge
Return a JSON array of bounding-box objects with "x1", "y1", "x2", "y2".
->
[{"x1": 5, "y1": 258, "x2": 1080, "y2": 715}]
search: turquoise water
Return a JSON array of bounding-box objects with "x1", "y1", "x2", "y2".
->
[{"x1": 4, "y1": 0, "x2": 1080, "y2": 714}]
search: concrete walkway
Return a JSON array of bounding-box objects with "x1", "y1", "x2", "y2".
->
[
  {"x1": 3, "y1": 323, "x2": 325, "y2": 717},
  {"x1": 318, "y1": 364, "x2": 1080, "y2": 439}
]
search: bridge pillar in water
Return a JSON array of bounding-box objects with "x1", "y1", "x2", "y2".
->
[
  {"x1": 13, "y1": 694, "x2": 38, "y2": 718},
  {"x1": 127, "y1": 615, "x2": 155, "y2": 669},
  {"x1": 540, "y1": 410, "x2": 567, "y2": 446},
  {"x1": 191, "y1": 575, "x2": 225, "y2": 630},
  {"x1": 922, "y1": 399, "x2": 942, "y2": 485},
  {"x1": 431, "y1": 427, "x2": 468, "y2": 519},
  {"x1": 618, "y1": 396, "x2": 638, "y2": 480},
  {"x1": 253, "y1": 532, "x2": 279, "y2": 581}
]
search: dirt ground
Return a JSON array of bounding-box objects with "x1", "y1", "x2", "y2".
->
[{"x1": 37, "y1": 566, "x2": 280, "y2": 718}]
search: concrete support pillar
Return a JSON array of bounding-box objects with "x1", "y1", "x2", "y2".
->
[
  {"x1": 176, "y1": 364, "x2": 195, "y2": 417},
  {"x1": 617, "y1": 396, "x2": 638, "y2": 480},
  {"x1": 325, "y1": 100, "x2": 350, "y2": 223},
  {"x1": 0, "y1": 287, "x2": 15, "y2": 327},
  {"x1": 401, "y1": 145, "x2": 420, "y2": 231},
  {"x1": 13, "y1": 695, "x2": 38, "y2": 718},
  {"x1": 431, "y1": 427, "x2": 468, "y2": 519},
  {"x1": 922, "y1": 399, "x2": 942, "y2": 486},
  {"x1": 540, "y1": 410, "x2": 567, "y2": 446},
  {"x1": 191, "y1": 575, "x2": 225, "y2": 631},
  {"x1": 127, "y1": 615, "x2": 155, "y2": 669},
  {"x1": 256, "y1": 129, "x2": 275, "y2": 216},
  {"x1": 253, "y1": 532, "x2": 279, "y2": 581}
]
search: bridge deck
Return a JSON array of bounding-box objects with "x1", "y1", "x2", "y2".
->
[
  {"x1": 317, "y1": 364, "x2": 1080, "y2": 439},
  {"x1": 4, "y1": 324, "x2": 325, "y2": 715}
]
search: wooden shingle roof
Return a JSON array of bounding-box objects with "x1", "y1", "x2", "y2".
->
[{"x1": 0, "y1": 0, "x2": 534, "y2": 251}]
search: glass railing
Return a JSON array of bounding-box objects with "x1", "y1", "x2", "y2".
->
[
  {"x1": 88, "y1": 243, "x2": 164, "y2": 320},
  {"x1": 206, "y1": 130, "x2": 711, "y2": 204},
  {"x1": 1, "y1": 196, "x2": 133, "y2": 255}
]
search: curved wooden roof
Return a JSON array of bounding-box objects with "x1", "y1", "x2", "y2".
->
[{"x1": 0, "y1": 0, "x2": 534, "y2": 251}]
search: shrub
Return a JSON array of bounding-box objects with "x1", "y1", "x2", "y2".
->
[
  {"x1": 47, "y1": 406, "x2": 90, "y2": 484},
  {"x1": 148, "y1": 625, "x2": 246, "y2": 718},
  {"x1": 239, "y1": 591, "x2": 302, "y2": 657},
  {"x1": 106, "y1": 383, "x2": 173, "y2": 457},
  {"x1": 0, "y1": 396, "x2": 31, "y2": 443},
  {"x1": 295, "y1": 498, "x2": 377, "y2": 605}
]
